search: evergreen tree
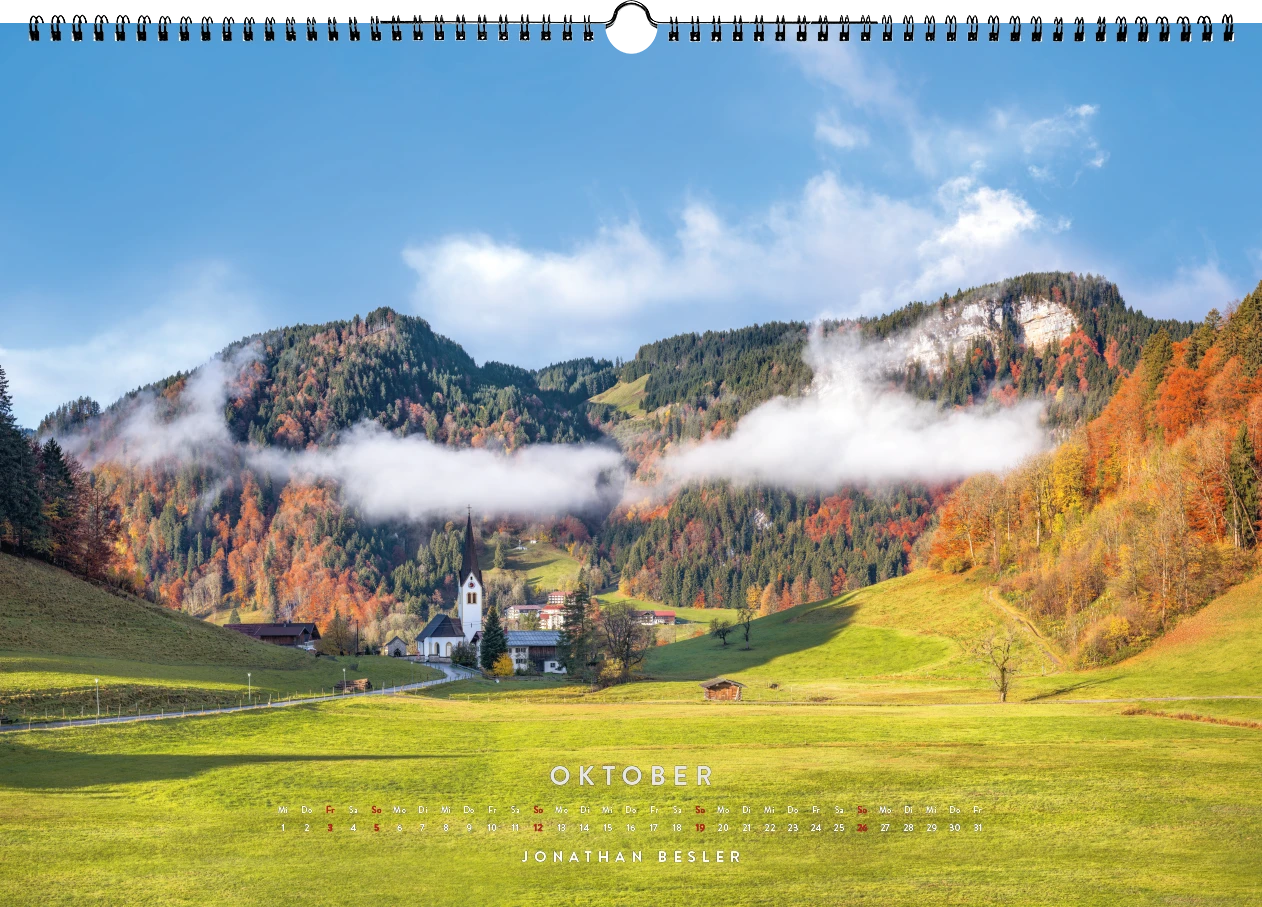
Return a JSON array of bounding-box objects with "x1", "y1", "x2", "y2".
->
[
  {"x1": 557, "y1": 582, "x2": 598, "y2": 681},
  {"x1": 38, "y1": 438, "x2": 79, "y2": 564},
  {"x1": 228, "y1": 606, "x2": 242, "y2": 623},
  {"x1": 0, "y1": 364, "x2": 43, "y2": 549},
  {"x1": 1228, "y1": 424, "x2": 1259, "y2": 549},
  {"x1": 1139, "y1": 329, "x2": 1174, "y2": 396},
  {"x1": 492, "y1": 541, "x2": 506, "y2": 570},
  {"x1": 479, "y1": 604, "x2": 507, "y2": 670}
]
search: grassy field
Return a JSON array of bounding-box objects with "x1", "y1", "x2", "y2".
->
[
  {"x1": 594, "y1": 590, "x2": 742, "y2": 642},
  {"x1": 0, "y1": 554, "x2": 438, "y2": 720},
  {"x1": 4, "y1": 559, "x2": 1261, "y2": 904},
  {"x1": 485, "y1": 541, "x2": 583, "y2": 597},
  {"x1": 1, "y1": 695, "x2": 1259, "y2": 906},
  {"x1": 625, "y1": 571, "x2": 1019, "y2": 703},
  {"x1": 589, "y1": 374, "x2": 649, "y2": 414}
]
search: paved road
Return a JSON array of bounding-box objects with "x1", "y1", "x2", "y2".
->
[
  {"x1": 6, "y1": 668, "x2": 1258, "y2": 732},
  {"x1": 0, "y1": 662, "x2": 478, "y2": 734}
]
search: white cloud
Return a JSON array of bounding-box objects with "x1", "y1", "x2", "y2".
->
[
  {"x1": 930, "y1": 180, "x2": 1040, "y2": 249},
  {"x1": 661, "y1": 329, "x2": 1048, "y2": 489},
  {"x1": 252, "y1": 426, "x2": 627, "y2": 522},
  {"x1": 792, "y1": 44, "x2": 910, "y2": 115},
  {"x1": 1020, "y1": 104, "x2": 1099, "y2": 156},
  {"x1": 792, "y1": 45, "x2": 1107, "y2": 182},
  {"x1": 404, "y1": 172, "x2": 1064, "y2": 367},
  {"x1": 814, "y1": 110, "x2": 870, "y2": 150},
  {"x1": 77, "y1": 346, "x2": 260, "y2": 468},
  {"x1": 0, "y1": 264, "x2": 263, "y2": 428},
  {"x1": 1122, "y1": 261, "x2": 1242, "y2": 321},
  {"x1": 68, "y1": 351, "x2": 626, "y2": 522}
]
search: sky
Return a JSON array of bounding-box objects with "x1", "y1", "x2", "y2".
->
[{"x1": 1, "y1": 24, "x2": 1260, "y2": 427}]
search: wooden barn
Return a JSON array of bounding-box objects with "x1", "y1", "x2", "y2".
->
[
  {"x1": 699, "y1": 678, "x2": 745, "y2": 701},
  {"x1": 225, "y1": 621, "x2": 320, "y2": 647}
]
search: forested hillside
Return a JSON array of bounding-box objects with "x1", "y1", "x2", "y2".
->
[
  {"x1": 929, "y1": 280, "x2": 1262, "y2": 665},
  {"x1": 1, "y1": 311, "x2": 610, "y2": 652},
  {"x1": 0, "y1": 270, "x2": 1232, "y2": 658},
  {"x1": 593, "y1": 272, "x2": 1193, "y2": 610}
]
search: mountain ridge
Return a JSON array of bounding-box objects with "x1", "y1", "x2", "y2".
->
[{"x1": 2, "y1": 270, "x2": 1221, "y2": 655}]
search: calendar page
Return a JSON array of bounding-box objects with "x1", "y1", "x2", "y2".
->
[{"x1": 1, "y1": 5, "x2": 1260, "y2": 906}]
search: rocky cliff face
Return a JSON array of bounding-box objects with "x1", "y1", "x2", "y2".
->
[{"x1": 897, "y1": 295, "x2": 1077, "y2": 372}]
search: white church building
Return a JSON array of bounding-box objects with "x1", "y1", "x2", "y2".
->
[
  {"x1": 413, "y1": 513, "x2": 567, "y2": 674},
  {"x1": 416, "y1": 513, "x2": 485, "y2": 663}
]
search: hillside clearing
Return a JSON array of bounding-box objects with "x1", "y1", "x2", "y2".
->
[{"x1": 589, "y1": 374, "x2": 649, "y2": 414}]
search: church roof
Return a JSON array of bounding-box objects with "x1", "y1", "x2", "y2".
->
[
  {"x1": 459, "y1": 511, "x2": 483, "y2": 588},
  {"x1": 417, "y1": 614, "x2": 465, "y2": 641}
]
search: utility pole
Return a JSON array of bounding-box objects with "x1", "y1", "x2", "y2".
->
[
  {"x1": 248, "y1": 672, "x2": 252, "y2": 704},
  {"x1": 94, "y1": 678, "x2": 100, "y2": 723},
  {"x1": 355, "y1": 619, "x2": 359, "y2": 657}
]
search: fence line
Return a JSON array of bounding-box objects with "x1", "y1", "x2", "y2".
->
[{"x1": 0, "y1": 663, "x2": 475, "y2": 734}]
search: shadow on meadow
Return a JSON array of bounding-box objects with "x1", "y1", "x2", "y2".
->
[
  {"x1": 1022, "y1": 675, "x2": 1122, "y2": 702},
  {"x1": 0, "y1": 742, "x2": 447, "y2": 790},
  {"x1": 642, "y1": 598, "x2": 862, "y2": 681}
]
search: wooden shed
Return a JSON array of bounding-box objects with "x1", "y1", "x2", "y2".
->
[
  {"x1": 334, "y1": 678, "x2": 372, "y2": 693},
  {"x1": 699, "y1": 678, "x2": 745, "y2": 701}
]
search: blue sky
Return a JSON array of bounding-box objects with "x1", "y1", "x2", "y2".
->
[{"x1": 1, "y1": 24, "x2": 1260, "y2": 426}]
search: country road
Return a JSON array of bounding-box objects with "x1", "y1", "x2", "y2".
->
[{"x1": 0, "y1": 662, "x2": 479, "y2": 734}]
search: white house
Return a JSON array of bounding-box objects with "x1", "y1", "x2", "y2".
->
[
  {"x1": 506, "y1": 603, "x2": 542, "y2": 622},
  {"x1": 506, "y1": 630, "x2": 566, "y2": 674},
  {"x1": 539, "y1": 606, "x2": 566, "y2": 630},
  {"x1": 416, "y1": 513, "x2": 485, "y2": 663},
  {"x1": 637, "y1": 609, "x2": 676, "y2": 626}
]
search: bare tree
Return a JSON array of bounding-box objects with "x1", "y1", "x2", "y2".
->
[
  {"x1": 597, "y1": 601, "x2": 652, "y2": 684},
  {"x1": 968, "y1": 624, "x2": 1024, "y2": 702},
  {"x1": 736, "y1": 606, "x2": 755, "y2": 650},
  {"x1": 709, "y1": 618, "x2": 734, "y2": 647}
]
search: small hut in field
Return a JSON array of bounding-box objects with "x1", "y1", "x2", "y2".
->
[{"x1": 699, "y1": 678, "x2": 745, "y2": 701}]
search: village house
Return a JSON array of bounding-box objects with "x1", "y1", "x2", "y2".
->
[
  {"x1": 382, "y1": 636, "x2": 408, "y2": 657},
  {"x1": 539, "y1": 605, "x2": 566, "y2": 630},
  {"x1": 416, "y1": 513, "x2": 485, "y2": 663},
  {"x1": 506, "y1": 603, "x2": 543, "y2": 622},
  {"x1": 225, "y1": 621, "x2": 321, "y2": 647},
  {"x1": 637, "y1": 609, "x2": 676, "y2": 626},
  {"x1": 506, "y1": 630, "x2": 566, "y2": 674}
]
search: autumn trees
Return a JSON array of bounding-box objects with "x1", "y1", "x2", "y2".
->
[
  {"x1": 555, "y1": 584, "x2": 653, "y2": 687},
  {"x1": 607, "y1": 484, "x2": 934, "y2": 615},
  {"x1": 929, "y1": 286, "x2": 1262, "y2": 667}
]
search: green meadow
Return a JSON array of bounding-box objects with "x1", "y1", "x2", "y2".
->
[
  {"x1": 1, "y1": 696, "x2": 1259, "y2": 906},
  {"x1": 484, "y1": 541, "x2": 583, "y2": 597},
  {"x1": 589, "y1": 374, "x2": 650, "y2": 415},
  {"x1": 3, "y1": 555, "x2": 1261, "y2": 904},
  {"x1": 0, "y1": 554, "x2": 438, "y2": 721}
]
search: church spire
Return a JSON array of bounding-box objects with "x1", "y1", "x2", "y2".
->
[{"x1": 459, "y1": 509, "x2": 483, "y2": 588}]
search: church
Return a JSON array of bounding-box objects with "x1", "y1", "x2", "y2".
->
[
  {"x1": 414, "y1": 513, "x2": 566, "y2": 673},
  {"x1": 415, "y1": 512, "x2": 485, "y2": 663}
]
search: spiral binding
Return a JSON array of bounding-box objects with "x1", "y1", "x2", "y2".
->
[{"x1": 27, "y1": 11, "x2": 1237, "y2": 44}]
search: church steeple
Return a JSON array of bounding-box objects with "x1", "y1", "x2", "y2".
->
[{"x1": 459, "y1": 508, "x2": 482, "y2": 588}]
